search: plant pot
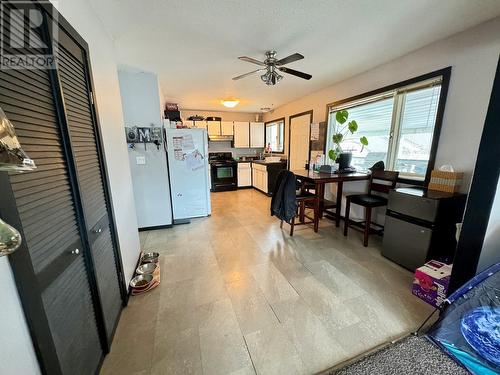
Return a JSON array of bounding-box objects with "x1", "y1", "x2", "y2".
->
[{"x1": 337, "y1": 152, "x2": 352, "y2": 170}]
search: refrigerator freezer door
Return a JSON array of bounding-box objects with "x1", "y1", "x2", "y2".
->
[
  {"x1": 166, "y1": 128, "x2": 211, "y2": 220},
  {"x1": 382, "y1": 214, "x2": 433, "y2": 271}
]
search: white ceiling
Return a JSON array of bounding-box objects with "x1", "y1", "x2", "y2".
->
[{"x1": 89, "y1": 0, "x2": 500, "y2": 113}]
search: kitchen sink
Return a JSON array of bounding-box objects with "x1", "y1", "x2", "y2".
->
[{"x1": 264, "y1": 156, "x2": 282, "y2": 163}]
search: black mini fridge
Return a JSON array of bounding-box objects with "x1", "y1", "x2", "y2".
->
[{"x1": 382, "y1": 187, "x2": 466, "y2": 271}]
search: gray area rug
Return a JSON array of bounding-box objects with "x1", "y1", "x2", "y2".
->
[{"x1": 331, "y1": 335, "x2": 469, "y2": 375}]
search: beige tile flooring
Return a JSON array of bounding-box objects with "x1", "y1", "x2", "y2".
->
[{"x1": 101, "y1": 189, "x2": 434, "y2": 375}]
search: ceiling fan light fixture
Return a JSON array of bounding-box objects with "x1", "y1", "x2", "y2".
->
[{"x1": 221, "y1": 99, "x2": 240, "y2": 108}]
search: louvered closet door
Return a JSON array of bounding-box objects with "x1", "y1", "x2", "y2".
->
[
  {"x1": 56, "y1": 30, "x2": 123, "y2": 340},
  {"x1": 0, "y1": 4, "x2": 102, "y2": 374}
]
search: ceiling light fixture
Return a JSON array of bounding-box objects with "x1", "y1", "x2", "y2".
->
[
  {"x1": 221, "y1": 99, "x2": 240, "y2": 108},
  {"x1": 260, "y1": 67, "x2": 283, "y2": 86}
]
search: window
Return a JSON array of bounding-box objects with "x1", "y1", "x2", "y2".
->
[
  {"x1": 265, "y1": 118, "x2": 285, "y2": 153},
  {"x1": 327, "y1": 72, "x2": 446, "y2": 181}
]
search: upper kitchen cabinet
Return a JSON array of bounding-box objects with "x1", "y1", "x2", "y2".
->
[
  {"x1": 234, "y1": 122, "x2": 250, "y2": 148},
  {"x1": 193, "y1": 120, "x2": 207, "y2": 130},
  {"x1": 221, "y1": 121, "x2": 234, "y2": 136},
  {"x1": 207, "y1": 121, "x2": 221, "y2": 136},
  {"x1": 250, "y1": 122, "x2": 265, "y2": 148}
]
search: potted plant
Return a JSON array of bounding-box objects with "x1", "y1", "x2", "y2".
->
[{"x1": 328, "y1": 109, "x2": 368, "y2": 170}]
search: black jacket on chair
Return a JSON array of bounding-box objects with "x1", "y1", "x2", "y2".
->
[{"x1": 270, "y1": 170, "x2": 297, "y2": 223}]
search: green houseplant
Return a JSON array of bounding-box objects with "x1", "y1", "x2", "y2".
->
[{"x1": 328, "y1": 109, "x2": 368, "y2": 169}]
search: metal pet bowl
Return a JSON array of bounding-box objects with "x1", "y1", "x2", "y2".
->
[
  {"x1": 141, "y1": 252, "x2": 159, "y2": 264},
  {"x1": 136, "y1": 262, "x2": 157, "y2": 275},
  {"x1": 130, "y1": 274, "x2": 153, "y2": 289}
]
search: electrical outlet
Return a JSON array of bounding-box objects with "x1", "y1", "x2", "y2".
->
[{"x1": 136, "y1": 156, "x2": 146, "y2": 165}]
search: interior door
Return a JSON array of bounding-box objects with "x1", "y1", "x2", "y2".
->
[
  {"x1": 56, "y1": 29, "x2": 124, "y2": 340},
  {"x1": 0, "y1": 5, "x2": 102, "y2": 373},
  {"x1": 289, "y1": 113, "x2": 312, "y2": 170}
]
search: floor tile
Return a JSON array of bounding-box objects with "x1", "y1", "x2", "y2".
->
[{"x1": 101, "y1": 190, "x2": 434, "y2": 375}]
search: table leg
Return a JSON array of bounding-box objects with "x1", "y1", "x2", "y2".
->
[
  {"x1": 335, "y1": 181, "x2": 343, "y2": 227},
  {"x1": 316, "y1": 182, "x2": 325, "y2": 219}
]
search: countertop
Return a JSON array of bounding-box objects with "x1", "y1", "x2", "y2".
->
[{"x1": 250, "y1": 160, "x2": 287, "y2": 165}]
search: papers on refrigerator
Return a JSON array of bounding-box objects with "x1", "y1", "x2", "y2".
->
[
  {"x1": 185, "y1": 149, "x2": 205, "y2": 171},
  {"x1": 172, "y1": 134, "x2": 195, "y2": 161}
]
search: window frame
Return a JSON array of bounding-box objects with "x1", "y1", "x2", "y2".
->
[
  {"x1": 264, "y1": 117, "x2": 285, "y2": 154},
  {"x1": 325, "y1": 67, "x2": 451, "y2": 185}
]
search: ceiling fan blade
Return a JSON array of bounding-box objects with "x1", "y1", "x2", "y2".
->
[
  {"x1": 232, "y1": 69, "x2": 264, "y2": 80},
  {"x1": 276, "y1": 53, "x2": 304, "y2": 66},
  {"x1": 278, "y1": 67, "x2": 312, "y2": 80},
  {"x1": 238, "y1": 56, "x2": 266, "y2": 66}
]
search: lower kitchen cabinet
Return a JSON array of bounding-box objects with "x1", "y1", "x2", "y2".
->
[
  {"x1": 237, "y1": 163, "x2": 252, "y2": 187},
  {"x1": 251, "y1": 162, "x2": 286, "y2": 195}
]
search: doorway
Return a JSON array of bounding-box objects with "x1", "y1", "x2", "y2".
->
[{"x1": 288, "y1": 110, "x2": 313, "y2": 170}]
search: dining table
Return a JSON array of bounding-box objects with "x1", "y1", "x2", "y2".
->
[{"x1": 293, "y1": 169, "x2": 371, "y2": 227}]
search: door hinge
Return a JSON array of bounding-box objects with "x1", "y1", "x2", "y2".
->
[{"x1": 89, "y1": 91, "x2": 94, "y2": 105}]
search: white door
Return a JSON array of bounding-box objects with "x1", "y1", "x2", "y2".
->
[
  {"x1": 234, "y1": 122, "x2": 250, "y2": 148},
  {"x1": 250, "y1": 122, "x2": 265, "y2": 148},
  {"x1": 289, "y1": 113, "x2": 311, "y2": 171},
  {"x1": 207, "y1": 121, "x2": 220, "y2": 136},
  {"x1": 221, "y1": 121, "x2": 234, "y2": 135}
]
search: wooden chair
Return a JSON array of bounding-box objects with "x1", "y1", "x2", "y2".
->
[
  {"x1": 281, "y1": 179, "x2": 319, "y2": 236},
  {"x1": 343, "y1": 170, "x2": 399, "y2": 246}
]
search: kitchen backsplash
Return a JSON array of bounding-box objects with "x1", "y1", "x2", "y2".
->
[{"x1": 208, "y1": 141, "x2": 263, "y2": 158}]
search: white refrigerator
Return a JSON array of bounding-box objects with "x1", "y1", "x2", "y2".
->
[{"x1": 165, "y1": 128, "x2": 211, "y2": 221}]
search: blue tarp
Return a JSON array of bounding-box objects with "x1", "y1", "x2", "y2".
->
[{"x1": 426, "y1": 263, "x2": 500, "y2": 374}]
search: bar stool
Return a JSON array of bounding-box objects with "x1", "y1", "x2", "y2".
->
[{"x1": 343, "y1": 170, "x2": 399, "y2": 246}]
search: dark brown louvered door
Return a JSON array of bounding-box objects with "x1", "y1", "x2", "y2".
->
[
  {"x1": 56, "y1": 30, "x2": 123, "y2": 340},
  {"x1": 0, "y1": 3, "x2": 102, "y2": 375}
]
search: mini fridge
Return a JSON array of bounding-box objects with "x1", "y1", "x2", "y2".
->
[{"x1": 382, "y1": 187, "x2": 466, "y2": 271}]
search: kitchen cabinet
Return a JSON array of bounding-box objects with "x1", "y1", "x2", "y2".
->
[
  {"x1": 252, "y1": 163, "x2": 268, "y2": 193},
  {"x1": 221, "y1": 121, "x2": 234, "y2": 135},
  {"x1": 251, "y1": 161, "x2": 287, "y2": 195},
  {"x1": 250, "y1": 122, "x2": 265, "y2": 148},
  {"x1": 234, "y1": 122, "x2": 250, "y2": 148},
  {"x1": 207, "y1": 121, "x2": 220, "y2": 136},
  {"x1": 237, "y1": 162, "x2": 252, "y2": 187},
  {"x1": 184, "y1": 120, "x2": 194, "y2": 128},
  {"x1": 193, "y1": 120, "x2": 207, "y2": 130}
]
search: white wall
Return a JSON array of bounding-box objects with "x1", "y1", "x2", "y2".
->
[
  {"x1": 478, "y1": 177, "x2": 500, "y2": 272},
  {"x1": 0, "y1": 258, "x2": 40, "y2": 375},
  {"x1": 118, "y1": 68, "x2": 173, "y2": 228},
  {"x1": 1, "y1": 1, "x2": 142, "y2": 373},
  {"x1": 181, "y1": 109, "x2": 259, "y2": 122},
  {"x1": 264, "y1": 17, "x2": 500, "y2": 194},
  {"x1": 52, "y1": 0, "x2": 141, "y2": 288}
]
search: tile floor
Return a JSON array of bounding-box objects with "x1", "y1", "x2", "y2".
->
[{"x1": 100, "y1": 189, "x2": 434, "y2": 375}]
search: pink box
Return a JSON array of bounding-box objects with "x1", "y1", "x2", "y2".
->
[{"x1": 412, "y1": 260, "x2": 452, "y2": 308}]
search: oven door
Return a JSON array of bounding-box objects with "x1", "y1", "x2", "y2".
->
[{"x1": 211, "y1": 163, "x2": 238, "y2": 191}]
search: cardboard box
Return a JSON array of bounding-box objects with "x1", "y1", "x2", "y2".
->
[
  {"x1": 428, "y1": 170, "x2": 463, "y2": 193},
  {"x1": 412, "y1": 260, "x2": 452, "y2": 308}
]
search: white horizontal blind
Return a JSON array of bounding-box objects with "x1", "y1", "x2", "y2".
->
[
  {"x1": 326, "y1": 76, "x2": 443, "y2": 176},
  {"x1": 393, "y1": 85, "x2": 441, "y2": 177}
]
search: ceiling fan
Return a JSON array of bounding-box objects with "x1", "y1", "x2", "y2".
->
[{"x1": 233, "y1": 51, "x2": 312, "y2": 85}]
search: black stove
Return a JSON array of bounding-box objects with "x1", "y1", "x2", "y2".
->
[
  {"x1": 209, "y1": 152, "x2": 238, "y2": 191},
  {"x1": 209, "y1": 152, "x2": 236, "y2": 165}
]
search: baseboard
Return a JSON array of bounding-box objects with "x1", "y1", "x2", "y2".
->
[{"x1": 138, "y1": 224, "x2": 173, "y2": 231}]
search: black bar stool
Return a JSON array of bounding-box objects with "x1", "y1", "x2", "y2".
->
[{"x1": 344, "y1": 170, "x2": 399, "y2": 246}]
